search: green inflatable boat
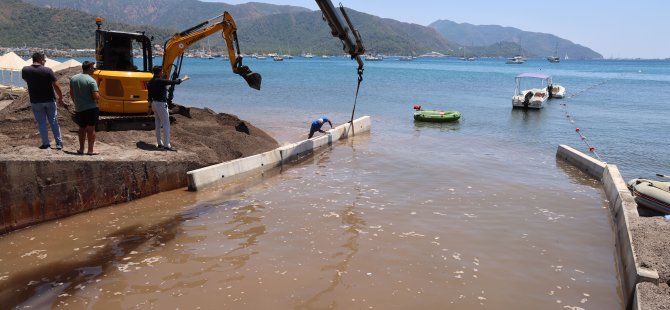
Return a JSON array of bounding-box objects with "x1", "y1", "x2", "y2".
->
[{"x1": 413, "y1": 105, "x2": 461, "y2": 123}]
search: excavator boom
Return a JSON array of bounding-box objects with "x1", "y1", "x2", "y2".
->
[{"x1": 162, "y1": 12, "x2": 261, "y2": 91}]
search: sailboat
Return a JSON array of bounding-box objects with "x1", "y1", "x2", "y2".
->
[
  {"x1": 459, "y1": 44, "x2": 476, "y2": 61},
  {"x1": 547, "y1": 44, "x2": 560, "y2": 63}
]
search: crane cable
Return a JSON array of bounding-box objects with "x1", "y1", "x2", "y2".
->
[{"x1": 349, "y1": 67, "x2": 364, "y2": 127}]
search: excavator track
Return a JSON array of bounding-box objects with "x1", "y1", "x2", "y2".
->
[{"x1": 96, "y1": 115, "x2": 175, "y2": 132}]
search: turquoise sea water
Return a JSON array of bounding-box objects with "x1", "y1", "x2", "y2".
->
[{"x1": 174, "y1": 56, "x2": 668, "y2": 180}]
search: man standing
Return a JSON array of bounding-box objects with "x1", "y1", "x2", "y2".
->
[
  {"x1": 308, "y1": 116, "x2": 333, "y2": 138},
  {"x1": 69, "y1": 61, "x2": 100, "y2": 155},
  {"x1": 22, "y1": 52, "x2": 64, "y2": 150},
  {"x1": 147, "y1": 66, "x2": 189, "y2": 151}
]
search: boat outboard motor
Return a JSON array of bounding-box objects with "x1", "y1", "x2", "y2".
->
[
  {"x1": 523, "y1": 91, "x2": 533, "y2": 108},
  {"x1": 547, "y1": 84, "x2": 553, "y2": 99}
]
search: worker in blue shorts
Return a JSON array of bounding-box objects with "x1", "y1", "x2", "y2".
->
[{"x1": 308, "y1": 117, "x2": 333, "y2": 138}]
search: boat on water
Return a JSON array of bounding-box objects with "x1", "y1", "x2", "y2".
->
[
  {"x1": 628, "y1": 178, "x2": 670, "y2": 214},
  {"x1": 549, "y1": 84, "x2": 566, "y2": 98},
  {"x1": 413, "y1": 105, "x2": 461, "y2": 122},
  {"x1": 512, "y1": 73, "x2": 553, "y2": 109},
  {"x1": 547, "y1": 44, "x2": 561, "y2": 63},
  {"x1": 506, "y1": 55, "x2": 525, "y2": 64},
  {"x1": 365, "y1": 54, "x2": 383, "y2": 61}
]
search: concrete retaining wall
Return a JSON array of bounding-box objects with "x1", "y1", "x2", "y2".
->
[
  {"x1": 556, "y1": 144, "x2": 659, "y2": 309},
  {"x1": 0, "y1": 159, "x2": 198, "y2": 234},
  {"x1": 187, "y1": 116, "x2": 371, "y2": 191}
]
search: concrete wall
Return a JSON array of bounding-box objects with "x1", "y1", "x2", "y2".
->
[
  {"x1": 556, "y1": 144, "x2": 659, "y2": 309},
  {"x1": 0, "y1": 159, "x2": 198, "y2": 234},
  {"x1": 187, "y1": 116, "x2": 371, "y2": 191}
]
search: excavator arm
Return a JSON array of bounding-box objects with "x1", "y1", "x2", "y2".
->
[{"x1": 162, "y1": 12, "x2": 261, "y2": 95}]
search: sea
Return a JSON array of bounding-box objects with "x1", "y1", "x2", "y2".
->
[{"x1": 1, "y1": 56, "x2": 668, "y2": 309}]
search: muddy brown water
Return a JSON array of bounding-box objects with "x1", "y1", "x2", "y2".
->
[{"x1": 0, "y1": 133, "x2": 622, "y2": 309}]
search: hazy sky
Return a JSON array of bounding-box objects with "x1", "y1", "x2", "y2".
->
[{"x1": 203, "y1": 0, "x2": 670, "y2": 59}]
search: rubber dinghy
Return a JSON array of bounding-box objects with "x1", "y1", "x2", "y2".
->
[
  {"x1": 627, "y1": 178, "x2": 670, "y2": 214},
  {"x1": 413, "y1": 105, "x2": 461, "y2": 122}
]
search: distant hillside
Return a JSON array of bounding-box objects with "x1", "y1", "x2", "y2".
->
[
  {"x1": 0, "y1": 0, "x2": 174, "y2": 49},
  {"x1": 430, "y1": 20, "x2": 602, "y2": 59},
  {"x1": 235, "y1": 10, "x2": 454, "y2": 56},
  {"x1": 17, "y1": 0, "x2": 455, "y2": 56},
  {"x1": 8, "y1": 0, "x2": 602, "y2": 58},
  {"x1": 24, "y1": 0, "x2": 311, "y2": 30}
]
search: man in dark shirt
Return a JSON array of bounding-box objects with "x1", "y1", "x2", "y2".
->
[
  {"x1": 22, "y1": 52, "x2": 65, "y2": 150},
  {"x1": 147, "y1": 66, "x2": 189, "y2": 151}
]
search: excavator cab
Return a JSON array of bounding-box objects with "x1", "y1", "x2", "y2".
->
[{"x1": 94, "y1": 17, "x2": 154, "y2": 113}]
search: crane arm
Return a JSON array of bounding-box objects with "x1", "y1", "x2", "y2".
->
[
  {"x1": 162, "y1": 12, "x2": 261, "y2": 90},
  {"x1": 314, "y1": 0, "x2": 365, "y2": 74}
]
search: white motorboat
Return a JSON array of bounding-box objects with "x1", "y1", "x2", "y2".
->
[
  {"x1": 549, "y1": 84, "x2": 566, "y2": 98},
  {"x1": 512, "y1": 73, "x2": 552, "y2": 109},
  {"x1": 506, "y1": 55, "x2": 525, "y2": 64},
  {"x1": 365, "y1": 54, "x2": 383, "y2": 61}
]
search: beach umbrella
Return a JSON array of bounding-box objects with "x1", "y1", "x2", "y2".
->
[
  {"x1": 44, "y1": 57, "x2": 62, "y2": 69},
  {"x1": 22, "y1": 56, "x2": 61, "y2": 68},
  {"x1": 52, "y1": 59, "x2": 82, "y2": 72},
  {"x1": 0, "y1": 52, "x2": 28, "y2": 85}
]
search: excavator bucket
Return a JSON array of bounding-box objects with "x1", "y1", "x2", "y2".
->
[
  {"x1": 235, "y1": 63, "x2": 261, "y2": 90},
  {"x1": 242, "y1": 72, "x2": 262, "y2": 90}
]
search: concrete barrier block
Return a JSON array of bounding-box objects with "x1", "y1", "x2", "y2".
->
[
  {"x1": 280, "y1": 140, "x2": 312, "y2": 162},
  {"x1": 187, "y1": 154, "x2": 264, "y2": 191},
  {"x1": 556, "y1": 144, "x2": 605, "y2": 180},
  {"x1": 327, "y1": 126, "x2": 344, "y2": 141},
  {"x1": 633, "y1": 283, "x2": 642, "y2": 310},
  {"x1": 261, "y1": 149, "x2": 282, "y2": 168},
  {"x1": 311, "y1": 133, "x2": 332, "y2": 149}
]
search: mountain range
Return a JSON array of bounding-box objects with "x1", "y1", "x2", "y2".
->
[{"x1": 3, "y1": 0, "x2": 602, "y2": 59}]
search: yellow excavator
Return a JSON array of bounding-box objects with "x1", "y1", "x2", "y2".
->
[
  {"x1": 93, "y1": 12, "x2": 261, "y2": 114},
  {"x1": 93, "y1": 0, "x2": 363, "y2": 116}
]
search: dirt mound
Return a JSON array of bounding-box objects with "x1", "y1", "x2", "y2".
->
[{"x1": 0, "y1": 67, "x2": 278, "y2": 166}]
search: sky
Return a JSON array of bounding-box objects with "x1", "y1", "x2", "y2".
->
[{"x1": 203, "y1": 0, "x2": 670, "y2": 59}]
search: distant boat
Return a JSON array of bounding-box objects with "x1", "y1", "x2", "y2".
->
[
  {"x1": 302, "y1": 52, "x2": 313, "y2": 58},
  {"x1": 272, "y1": 56, "x2": 284, "y2": 61},
  {"x1": 564, "y1": 53, "x2": 569, "y2": 60},
  {"x1": 365, "y1": 54, "x2": 383, "y2": 61},
  {"x1": 506, "y1": 55, "x2": 525, "y2": 64},
  {"x1": 547, "y1": 44, "x2": 560, "y2": 63},
  {"x1": 418, "y1": 51, "x2": 445, "y2": 58}
]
